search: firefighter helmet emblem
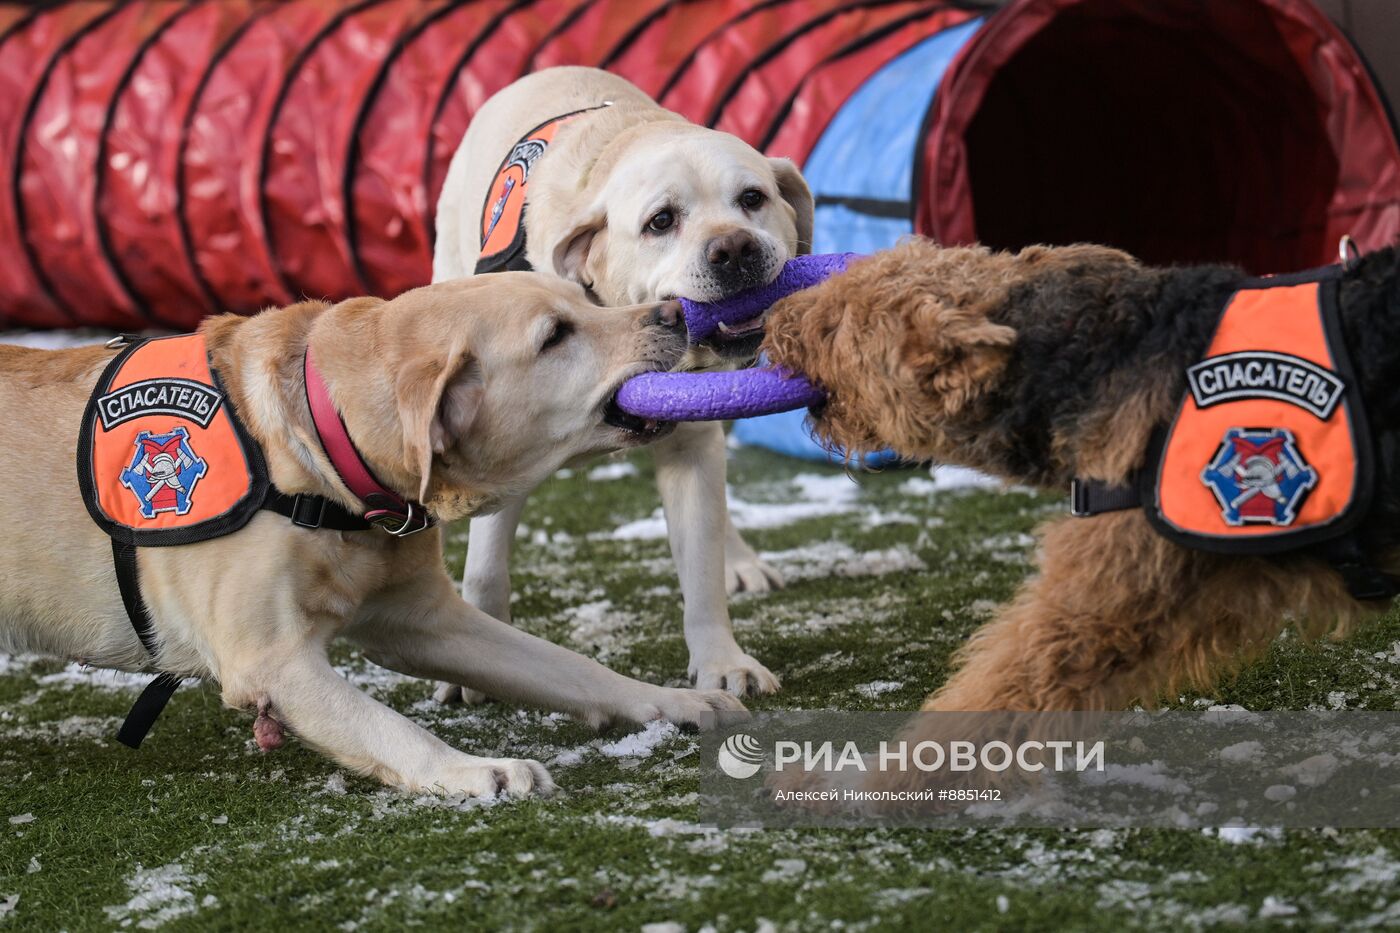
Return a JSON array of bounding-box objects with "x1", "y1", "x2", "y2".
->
[
  {"x1": 119, "y1": 427, "x2": 208, "y2": 519},
  {"x1": 1201, "y1": 427, "x2": 1317, "y2": 527}
]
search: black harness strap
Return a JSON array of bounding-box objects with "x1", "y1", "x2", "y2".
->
[
  {"x1": 1069, "y1": 478, "x2": 1139, "y2": 517},
  {"x1": 262, "y1": 489, "x2": 374, "y2": 532},
  {"x1": 111, "y1": 539, "x2": 181, "y2": 749},
  {"x1": 1068, "y1": 477, "x2": 1399, "y2": 603},
  {"x1": 111, "y1": 488, "x2": 371, "y2": 748}
]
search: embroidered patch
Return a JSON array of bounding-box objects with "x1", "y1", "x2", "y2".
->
[
  {"x1": 97, "y1": 377, "x2": 223, "y2": 430},
  {"x1": 1200, "y1": 427, "x2": 1318, "y2": 527},
  {"x1": 119, "y1": 427, "x2": 208, "y2": 519},
  {"x1": 482, "y1": 139, "x2": 547, "y2": 247},
  {"x1": 1187, "y1": 351, "x2": 1344, "y2": 420},
  {"x1": 483, "y1": 176, "x2": 518, "y2": 246}
]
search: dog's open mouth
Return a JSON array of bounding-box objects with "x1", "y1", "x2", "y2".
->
[
  {"x1": 707, "y1": 312, "x2": 767, "y2": 359},
  {"x1": 602, "y1": 391, "x2": 673, "y2": 440}
]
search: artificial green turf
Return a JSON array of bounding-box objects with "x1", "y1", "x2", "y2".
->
[{"x1": 3, "y1": 447, "x2": 1399, "y2": 931}]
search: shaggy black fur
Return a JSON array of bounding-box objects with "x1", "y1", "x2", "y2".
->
[
  {"x1": 980, "y1": 260, "x2": 1244, "y2": 484},
  {"x1": 977, "y1": 243, "x2": 1400, "y2": 554}
]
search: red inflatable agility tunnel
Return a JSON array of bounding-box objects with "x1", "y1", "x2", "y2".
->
[{"x1": 0, "y1": 0, "x2": 1396, "y2": 329}]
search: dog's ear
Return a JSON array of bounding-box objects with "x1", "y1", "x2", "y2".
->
[
  {"x1": 768, "y1": 157, "x2": 813, "y2": 256},
  {"x1": 901, "y1": 302, "x2": 1017, "y2": 418},
  {"x1": 395, "y1": 338, "x2": 483, "y2": 502},
  {"x1": 548, "y1": 207, "x2": 607, "y2": 286}
]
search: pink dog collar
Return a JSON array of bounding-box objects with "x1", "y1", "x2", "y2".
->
[{"x1": 304, "y1": 348, "x2": 433, "y2": 536}]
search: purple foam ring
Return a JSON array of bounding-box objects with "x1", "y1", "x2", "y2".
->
[
  {"x1": 616, "y1": 366, "x2": 825, "y2": 422},
  {"x1": 680, "y1": 252, "x2": 860, "y2": 342}
]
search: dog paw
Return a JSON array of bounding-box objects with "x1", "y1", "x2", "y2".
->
[
  {"x1": 626, "y1": 687, "x2": 748, "y2": 732},
  {"x1": 432, "y1": 757, "x2": 556, "y2": 799},
  {"x1": 432, "y1": 681, "x2": 489, "y2": 706},
  {"x1": 725, "y1": 556, "x2": 786, "y2": 595},
  {"x1": 691, "y1": 652, "x2": 781, "y2": 696}
]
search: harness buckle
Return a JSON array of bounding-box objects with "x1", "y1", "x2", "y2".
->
[{"x1": 289, "y1": 494, "x2": 327, "y2": 529}]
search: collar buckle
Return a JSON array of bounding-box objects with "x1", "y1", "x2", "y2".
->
[{"x1": 1069, "y1": 479, "x2": 1091, "y2": 517}]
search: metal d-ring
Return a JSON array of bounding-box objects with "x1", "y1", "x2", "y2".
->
[
  {"x1": 382, "y1": 501, "x2": 428, "y2": 537},
  {"x1": 1339, "y1": 235, "x2": 1361, "y2": 270}
]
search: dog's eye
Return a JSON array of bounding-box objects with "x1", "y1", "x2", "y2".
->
[
  {"x1": 540, "y1": 319, "x2": 574, "y2": 353},
  {"x1": 739, "y1": 188, "x2": 766, "y2": 210},
  {"x1": 646, "y1": 210, "x2": 675, "y2": 233}
]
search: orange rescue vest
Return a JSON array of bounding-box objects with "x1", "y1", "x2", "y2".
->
[
  {"x1": 1139, "y1": 269, "x2": 1373, "y2": 554},
  {"x1": 79, "y1": 333, "x2": 268, "y2": 545},
  {"x1": 474, "y1": 105, "x2": 609, "y2": 275}
]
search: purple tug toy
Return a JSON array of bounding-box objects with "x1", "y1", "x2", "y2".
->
[{"x1": 615, "y1": 253, "x2": 858, "y2": 422}]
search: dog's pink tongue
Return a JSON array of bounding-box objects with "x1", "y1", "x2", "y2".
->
[{"x1": 254, "y1": 701, "x2": 284, "y2": 752}]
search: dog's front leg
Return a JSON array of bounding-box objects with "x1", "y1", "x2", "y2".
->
[
  {"x1": 350, "y1": 572, "x2": 747, "y2": 730},
  {"x1": 650, "y1": 421, "x2": 780, "y2": 695},
  {"x1": 226, "y1": 644, "x2": 553, "y2": 797},
  {"x1": 433, "y1": 492, "x2": 529, "y2": 705}
]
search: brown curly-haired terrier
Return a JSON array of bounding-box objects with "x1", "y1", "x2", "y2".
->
[{"x1": 762, "y1": 238, "x2": 1400, "y2": 717}]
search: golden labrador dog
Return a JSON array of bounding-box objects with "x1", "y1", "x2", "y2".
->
[
  {"x1": 0, "y1": 274, "x2": 744, "y2": 797},
  {"x1": 434, "y1": 66, "x2": 814, "y2": 701}
]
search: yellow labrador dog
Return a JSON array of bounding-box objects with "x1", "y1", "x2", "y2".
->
[
  {"x1": 0, "y1": 274, "x2": 744, "y2": 797},
  {"x1": 434, "y1": 66, "x2": 814, "y2": 700}
]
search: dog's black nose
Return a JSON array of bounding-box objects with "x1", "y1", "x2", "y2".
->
[
  {"x1": 706, "y1": 231, "x2": 760, "y2": 275},
  {"x1": 649, "y1": 300, "x2": 684, "y2": 331}
]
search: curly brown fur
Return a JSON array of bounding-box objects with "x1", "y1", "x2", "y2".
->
[{"x1": 762, "y1": 239, "x2": 1400, "y2": 729}]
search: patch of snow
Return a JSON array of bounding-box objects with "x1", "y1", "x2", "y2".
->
[
  {"x1": 0, "y1": 895, "x2": 15, "y2": 920},
  {"x1": 564, "y1": 600, "x2": 640, "y2": 660},
  {"x1": 1218, "y1": 740, "x2": 1263, "y2": 764},
  {"x1": 1325, "y1": 690, "x2": 1354, "y2": 710},
  {"x1": 790, "y1": 472, "x2": 860, "y2": 502},
  {"x1": 1257, "y1": 896, "x2": 1298, "y2": 919},
  {"x1": 761, "y1": 858, "x2": 807, "y2": 883},
  {"x1": 640, "y1": 924, "x2": 685, "y2": 933},
  {"x1": 899, "y1": 465, "x2": 1003, "y2": 496},
  {"x1": 1281, "y1": 754, "x2": 1339, "y2": 787},
  {"x1": 36, "y1": 664, "x2": 165, "y2": 692},
  {"x1": 614, "y1": 474, "x2": 861, "y2": 539},
  {"x1": 1323, "y1": 847, "x2": 1400, "y2": 894},
  {"x1": 1207, "y1": 826, "x2": 1282, "y2": 845},
  {"x1": 104, "y1": 863, "x2": 207, "y2": 929},
  {"x1": 760, "y1": 541, "x2": 926, "y2": 581},
  {"x1": 855, "y1": 681, "x2": 903, "y2": 699},
  {"x1": 587, "y1": 462, "x2": 639, "y2": 481},
  {"x1": 0, "y1": 653, "x2": 43, "y2": 676},
  {"x1": 333, "y1": 660, "x2": 415, "y2": 695},
  {"x1": 2, "y1": 715, "x2": 122, "y2": 742},
  {"x1": 8, "y1": 814, "x2": 34, "y2": 825},
  {"x1": 1078, "y1": 761, "x2": 1191, "y2": 795},
  {"x1": 598, "y1": 720, "x2": 678, "y2": 759}
]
